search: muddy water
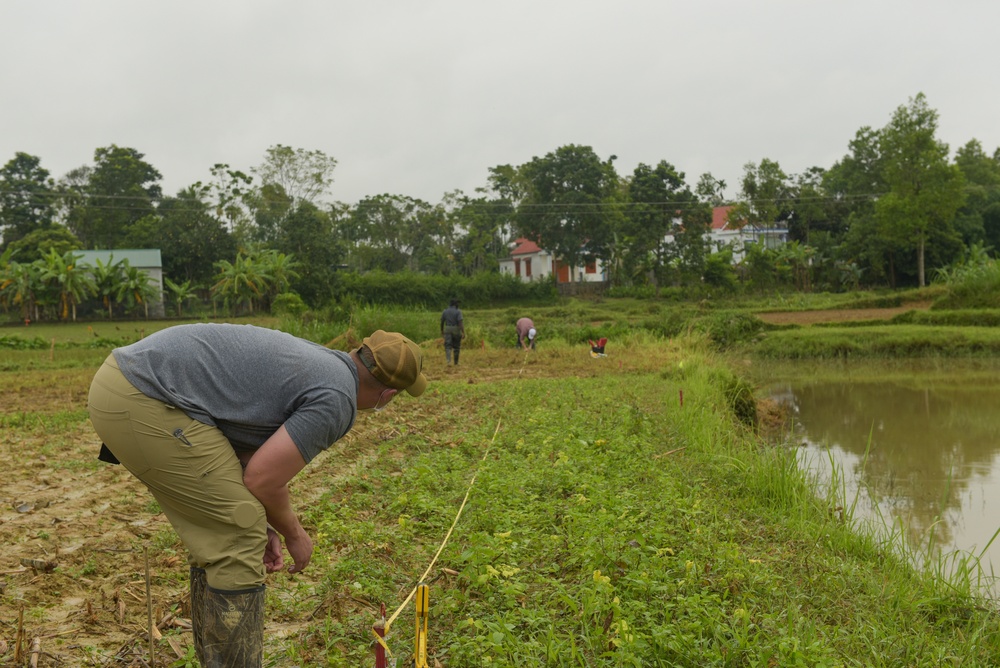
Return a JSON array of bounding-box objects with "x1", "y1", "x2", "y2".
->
[{"x1": 753, "y1": 359, "x2": 1000, "y2": 588}]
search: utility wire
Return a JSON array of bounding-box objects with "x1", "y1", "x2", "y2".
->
[{"x1": 0, "y1": 189, "x2": 887, "y2": 218}]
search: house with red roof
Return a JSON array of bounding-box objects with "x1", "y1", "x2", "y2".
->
[
  {"x1": 708, "y1": 206, "x2": 788, "y2": 262},
  {"x1": 499, "y1": 238, "x2": 606, "y2": 284}
]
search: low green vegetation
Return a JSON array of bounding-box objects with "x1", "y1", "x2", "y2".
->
[
  {"x1": 749, "y1": 324, "x2": 1000, "y2": 359},
  {"x1": 5, "y1": 296, "x2": 1000, "y2": 665}
]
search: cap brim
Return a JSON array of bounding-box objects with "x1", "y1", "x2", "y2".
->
[{"x1": 405, "y1": 373, "x2": 429, "y2": 397}]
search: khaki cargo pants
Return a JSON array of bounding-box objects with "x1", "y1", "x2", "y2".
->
[{"x1": 88, "y1": 355, "x2": 267, "y2": 590}]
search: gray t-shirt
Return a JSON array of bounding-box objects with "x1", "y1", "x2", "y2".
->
[
  {"x1": 113, "y1": 323, "x2": 357, "y2": 463},
  {"x1": 441, "y1": 306, "x2": 463, "y2": 328}
]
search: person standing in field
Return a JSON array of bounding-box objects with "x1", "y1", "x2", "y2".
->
[
  {"x1": 440, "y1": 298, "x2": 465, "y2": 365},
  {"x1": 516, "y1": 317, "x2": 537, "y2": 350},
  {"x1": 86, "y1": 323, "x2": 428, "y2": 667}
]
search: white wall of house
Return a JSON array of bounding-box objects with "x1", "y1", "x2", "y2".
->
[
  {"x1": 499, "y1": 248, "x2": 555, "y2": 282},
  {"x1": 77, "y1": 249, "x2": 165, "y2": 318},
  {"x1": 499, "y1": 247, "x2": 607, "y2": 283},
  {"x1": 707, "y1": 227, "x2": 789, "y2": 263},
  {"x1": 500, "y1": 213, "x2": 791, "y2": 282}
]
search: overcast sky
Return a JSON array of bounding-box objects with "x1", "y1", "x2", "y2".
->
[{"x1": 2, "y1": 1, "x2": 997, "y2": 206}]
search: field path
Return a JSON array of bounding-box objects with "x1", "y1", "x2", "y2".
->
[{"x1": 755, "y1": 301, "x2": 933, "y2": 326}]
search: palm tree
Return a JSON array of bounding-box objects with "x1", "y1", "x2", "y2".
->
[
  {"x1": 164, "y1": 276, "x2": 199, "y2": 316},
  {"x1": 116, "y1": 260, "x2": 158, "y2": 319},
  {"x1": 777, "y1": 241, "x2": 815, "y2": 292},
  {"x1": 212, "y1": 252, "x2": 267, "y2": 315},
  {"x1": 38, "y1": 249, "x2": 96, "y2": 321},
  {"x1": 91, "y1": 255, "x2": 124, "y2": 320},
  {"x1": 256, "y1": 249, "x2": 300, "y2": 308},
  {"x1": 1, "y1": 260, "x2": 41, "y2": 322}
]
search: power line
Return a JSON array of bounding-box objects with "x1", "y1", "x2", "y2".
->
[{"x1": 0, "y1": 188, "x2": 888, "y2": 218}]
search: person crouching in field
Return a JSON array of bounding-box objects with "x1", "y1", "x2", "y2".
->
[
  {"x1": 87, "y1": 324, "x2": 427, "y2": 667},
  {"x1": 516, "y1": 317, "x2": 537, "y2": 350}
]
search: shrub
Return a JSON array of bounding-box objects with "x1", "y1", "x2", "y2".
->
[
  {"x1": 0, "y1": 334, "x2": 49, "y2": 350},
  {"x1": 329, "y1": 271, "x2": 557, "y2": 309},
  {"x1": 271, "y1": 293, "x2": 308, "y2": 317},
  {"x1": 696, "y1": 312, "x2": 765, "y2": 349}
]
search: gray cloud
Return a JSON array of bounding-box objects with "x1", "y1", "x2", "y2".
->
[{"x1": 2, "y1": 0, "x2": 997, "y2": 204}]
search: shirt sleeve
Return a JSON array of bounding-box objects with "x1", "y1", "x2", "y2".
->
[{"x1": 283, "y1": 388, "x2": 356, "y2": 463}]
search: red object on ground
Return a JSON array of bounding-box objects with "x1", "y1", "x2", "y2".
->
[{"x1": 374, "y1": 603, "x2": 387, "y2": 668}]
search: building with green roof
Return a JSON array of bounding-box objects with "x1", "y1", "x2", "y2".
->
[{"x1": 76, "y1": 249, "x2": 164, "y2": 318}]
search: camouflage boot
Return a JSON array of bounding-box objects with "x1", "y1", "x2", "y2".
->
[
  {"x1": 201, "y1": 584, "x2": 265, "y2": 667},
  {"x1": 189, "y1": 567, "x2": 207, "y2": 663}
]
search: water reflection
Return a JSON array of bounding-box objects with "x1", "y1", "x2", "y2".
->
[{"x1": 754, "y1": 360, "x2": 1000, "y2": 582}]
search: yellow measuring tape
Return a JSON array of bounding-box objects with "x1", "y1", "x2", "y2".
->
[
  {"x1": 414, "y1": 584, "x2": 429, "y2": 668},
  {"x1": 371, "y1": 418, "x2": 503, "y2": 659}
]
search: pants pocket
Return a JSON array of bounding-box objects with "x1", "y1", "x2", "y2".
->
[{"x1": 88, "y1": 405, "x2": 150, "y2": 476}]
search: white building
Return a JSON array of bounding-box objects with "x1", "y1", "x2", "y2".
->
[
  {"x1": 499, "y1": 238, "x2": 607, "y2": 284},
  {"x1": 708, "y1": 206, "x2": 788, "y2": 262},
  {"x1": 77, "y1": 248, "x2": 165, "y2": 318}
]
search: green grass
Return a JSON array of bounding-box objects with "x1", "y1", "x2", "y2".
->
[
  {"x1": 276, "y1": 343, "x2": 1000, "y2": 666},
  {"x1": 5, "y1": 303, "x2": 1000, "y2": 665},
  {"x1": 748, "y1": 324, "x2": 1000, "y2": 359}
]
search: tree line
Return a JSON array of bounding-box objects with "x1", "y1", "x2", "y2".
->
[{"x1": 2, "y1": 93, "x2": 999, "y2": 319}]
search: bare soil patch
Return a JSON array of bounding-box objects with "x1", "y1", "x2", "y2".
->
[{"x1": 755, "y1": 301, "x2": 933, "y2": 326}]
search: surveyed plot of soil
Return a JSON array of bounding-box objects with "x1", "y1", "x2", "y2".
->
[{"x1": 0, "y1": 342, "x2": 650, "y2": 666}]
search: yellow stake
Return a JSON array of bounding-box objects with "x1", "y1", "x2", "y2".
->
[{"x1": 414, "y1": 583, "x2": 429, "y2": 668}]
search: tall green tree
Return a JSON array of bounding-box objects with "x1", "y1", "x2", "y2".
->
[
  {"x1": 123, "y1": 186, "x2": 235, "y2": 286},
  {"x1": 199, "y1": 163, "x2": 254, "y2": 239},
  {"x1": 405, "y1": 201, "x2": 453, "y2": 274},
  {"x1": 444, "y1": 190, "x2": 513, "y2": 277},
  {"x1": 515, "y1": 145, "x2": 620, "y2": 270},
  {"x1": 348, "y1": 194, "x2": 426, "y2": 272},
  {"x1": 270, "y1": 201, "x2": 336, "y2": 306},
  {"x1": 5, "y1": 226, "x2": 82, "y2": 264},
  {"x1": 252, "y1": 145, "x2": 337, "y2": 206},
  {"x1": 622, "y1": 161, "x2": 704, "y2": 290},
  {"x1": 695, "y1": 173, "x2": 728, "y2": 207},
  {"x1": 65, "y1": 145, "x2": 162, "y2": 249},
  {"x1": 876, "y1": 93, "x2": 966, "y2": 286},
  {"x1": 953, "y1": 139, "x2": 1000, "y2": 253},
  {"x1": 824, "y1": 125, "x2": 890, "y2": 287},
  {"x1": 249, "y1": 182, "x2": 294, "y2": 245},
  {"x1": 787, "y1": 167, "x2": 837, "y2": 243},
  {"x1": 730, "y1": 158, "x2": 791, "y2": 235},
  {"x1": 487, "y1": 164, "x2": 528, "y2": 211},
  {"x1": 0, "y1": 152, "x2": 57, "y2": 249}
]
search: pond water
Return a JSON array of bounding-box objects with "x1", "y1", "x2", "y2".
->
[{"x1": 750, "y1": 359, "x2": 1000, "y2": 589}]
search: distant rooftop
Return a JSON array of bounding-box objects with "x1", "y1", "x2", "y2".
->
[
  {"x1": 510, "y1": 238, "x2": 543, "y2": 255},
  {"x1": 76, "y1": 249, "x2": 162, "y2": 268}
]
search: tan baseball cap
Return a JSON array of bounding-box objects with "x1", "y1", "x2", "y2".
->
[{"x1": 360, "y1": 330, "x2": 428, "y2": 397}]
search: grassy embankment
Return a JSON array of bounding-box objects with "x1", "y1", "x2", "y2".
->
[{"x1": 1, "y1": 297, "x2": 999, "y2": 665}]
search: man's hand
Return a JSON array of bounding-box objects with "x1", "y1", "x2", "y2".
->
[
  {"x1": 285, "y1": 531, "x2": 313, "y2": 574},
  {"x1": 242, "y1": 425, "x2": 311, "y2": 574},
  {"x1": 263, "y1": 527, "x2": 284, "y2": 573}
]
